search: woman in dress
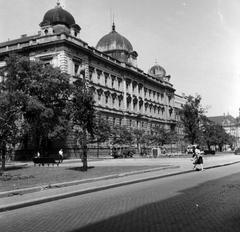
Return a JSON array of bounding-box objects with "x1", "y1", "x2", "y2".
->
[{"x1": 193, "y1": 146, "x2": 204, "y2": 171}]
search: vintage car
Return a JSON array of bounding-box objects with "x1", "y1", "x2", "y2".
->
[
  {"x1": 203, "y1": 150, "x2": 216, "y2": 155},
  {"x1": 234, "y1": 148, "x2": 240, "y2": 155},
  {"x1": 111, "y1": 146, "x2": 135, "y2": 158}
]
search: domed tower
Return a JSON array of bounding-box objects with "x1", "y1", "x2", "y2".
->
[
  {"x1": 148, "y1": 62, "x2": 171, "y2": 82},
  {"x1": 39, "y1": 2, "x2": 81, "y2": 38},
  {"x1": 96, "y1": 23, "x2": 138, "y2": 67}
]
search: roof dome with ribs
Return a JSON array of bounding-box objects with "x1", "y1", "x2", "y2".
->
[
  {"x1": 40, "y1": 2, "x2": 76, "y2": 27},
  {"x1": 148, "y1": 62, "x2": 167, "y2": 81},
  {"x1": 96, "y1": 23, "x2": 133, "y2": 54}
]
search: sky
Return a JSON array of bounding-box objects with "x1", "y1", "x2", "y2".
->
[{"x1": 0, "y1": 0, "x2": 240, "y2": 117}]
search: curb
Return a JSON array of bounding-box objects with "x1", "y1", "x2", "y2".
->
[
  {"x1": 0, "y1": 165, "x2": 179, "y2": 199},
  {"x1": 0, "y1": 161, "x2": 240, "y2": 212}
]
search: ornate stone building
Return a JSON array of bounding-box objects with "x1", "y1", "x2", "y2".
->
[
  {"x1": 208, "y1": 113, "x2": 240, "y2": 149},
  {"x1": 0, "y1": 3, "x2": 186, "y2": 156}
]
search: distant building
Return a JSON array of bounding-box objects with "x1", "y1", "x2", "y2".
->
[
  {"x1": 208, "y1": 113, "x2": 240, "y2": 148},
  {"x1": 0, "y1": 2, "x2": 187, "y2": 157}
]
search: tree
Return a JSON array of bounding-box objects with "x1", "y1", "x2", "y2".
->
[
  {"x1": 236, "y1": 116, "x2": 240, "y2": 125},
  {"x1": 93, "y1": 113, "x2": 112, "y2": 144},
  {"x1": 111, "y1": 125, "x2": 134, "y2": 146},
  {"x1": 179, "y1": 94, "x2": 205, "y2": 145},
  {"x1": 0, "y1": 91, "x2": 25, "y2": 170},
  {"x1": 201, "y1": 117, "x2": 216, "y2": 150},
  {"x1": 226, "y1": 134, "x2": 236, "y2": 151},
  {"x1": 132, "y1": 129, "x2": 146, "y2": 154},
  {"x1": 70, "y1": 73, "x2": 96, "y2": 171},
  {"x1": 202, "y1": 116, "x2": 234, "y2": 151},
  {"x1": 3, "y1": 53, "x2": 73, "y2": 155},
  {"x1": 151, "y1": 125, "x2": 176, "y2": 146},
  {"x1": 213, "y1": 124, "x2": 230, "y2": 151}
]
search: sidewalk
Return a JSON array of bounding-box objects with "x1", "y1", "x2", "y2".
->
[{"x1": 1, "y1": 154, "x2": 240, "y2": 212}]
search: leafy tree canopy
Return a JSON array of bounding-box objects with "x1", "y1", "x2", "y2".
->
[
  {"x1": 111, "y1": 125, "x2": 134, "y2": 146},
  {"x1": 180, "y1": 94, "x2": 205, "y2": 144},
  {"x1": 70, "y1": 83, "x2": 96, "y2": 136},
  {"x1": 2, "y1": 53, "x2": 73, "y2": 150},
  {"x1": 151, "y1": 125, "x2": 177, "y2": 146},
  {"x1": 92, "y1": 114, "x2": 112, "y2": 143}
]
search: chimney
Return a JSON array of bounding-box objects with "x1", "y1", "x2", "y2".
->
[{"x1": 21, "y1": 34, "x2": 27, "y2": 38}]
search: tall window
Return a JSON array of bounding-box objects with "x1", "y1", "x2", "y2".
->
[
  {"x1": 132, "y1": 85, "x2": 135, "y2": 94},
  {"x1": 118, "y1": 80, "x2": 121, "y2": 90},
  {"x1": 98, "y1": 94, "x2": 101, "y2": 105},
  {"x1": 127, "y1": 101, "x2": 130, "y2": 110},
  {"x1": 40, "y1": 56, "x2": 53, "y2": 67},
  {"x1": 105, "y1": 96, "x2": 108, "y2": 106},
  {"x1": 149, "y1": 90, "x2": 151, "y2": 98},
  {"x1": 112, "y1": 98, "x2": 115, "y2": 108},
  {"x1": 126, "y1": 83, "x2": 129, "y2": 91},
  {"x1": 133, "y1": 102, "x2": 137, "y2": 111},
  {"x1": 119, "y1": 99, "x2": 122, "y2": 109},
  {"x1": 111, "y1": 76, "x2": 115, "y2": 88},
  {"x1": 105, "y1": 76, "x2": 108, "y2": 86},
  {"x1": 74, "y1": 64, "x2": 80, "y2": 76},
  {"x1": 144, "y1": 89, "x2": 147, "y2": 97},
  {"x1": 97, "y1": 72, "x2": 101, "y2": 81},
  {"x1": 138, "y1": 87, "x2": 141, "y2": 94}
]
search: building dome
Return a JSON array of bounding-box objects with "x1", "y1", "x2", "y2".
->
[
  {"x1": 148, "y1": 63, "x2": 166, "y2": 77},
  {"x1": 96, "y1": 23, "x2": 133, "y2": 54},
  {"x1": 39, "y1": 2, "x2": 80, "y2": 37},
  {"x1": 40, "y1": 3, "x2": 76, "y2": 27},
  {"x1": 95, "y1": 23, "x2": 138, "y2": 65},
  {"x1": 148, "y1": 62, "x2": 171, "y2": 82}
]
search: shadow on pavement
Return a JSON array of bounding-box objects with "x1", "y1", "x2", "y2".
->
[{"x1": 68, "y1": 171, "x2": 240, "y2": 232}]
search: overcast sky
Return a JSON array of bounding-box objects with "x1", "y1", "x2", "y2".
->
[{"x1": 0, "y1": 0, "x2": 240, "y2": 117}]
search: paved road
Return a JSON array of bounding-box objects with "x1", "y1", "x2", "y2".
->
[{"x1": 1, "y1": 163, "x2": 240, "y2": 232}]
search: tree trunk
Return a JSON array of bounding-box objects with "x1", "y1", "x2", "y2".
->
[
  {"x1": 137, "y1": 142, "x2": 140, "y2": 155},
  {"x1": 81, "y1": 127, "x2": 88, "y2": 171},
  {"x1": 207, "y1": 143, "x2": 211, "y2": 150},
  {"x1": 1, "y1": 143, "x2": 6, "y2": 171},
  {"x1": 97, "y1": 139, "x2": 99, "y2": 158},
  {"x1": 219, "y1": 145, "x2": 223, "y2": 152}
]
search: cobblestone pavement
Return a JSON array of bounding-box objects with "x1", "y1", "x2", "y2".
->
[{"x1": 1, "y1": 163, "x2": 240, "y2": 232}]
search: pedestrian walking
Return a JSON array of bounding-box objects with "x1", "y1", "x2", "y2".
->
[
  {"x1": 59, "y1": 149, "x2": 63, "y2": 162},
  {"x1": 193, "y1": 145, "x2": 204, "y2": 171},
  {"x1": 192, "y1": 145, "x2": 196, "y2": 158},
  {"x1": 35, "y1": 151, "x2": 40, "y2": 158}
]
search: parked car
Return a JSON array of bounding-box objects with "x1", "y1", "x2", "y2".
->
[
  {"x1": 234, "y1": 148, "x2": 240, "y2": 155},
  {"x1": 111, "y1": 146, "x2": 135, "y2": 158},
  {"x1": 204, "y1": 150, "x2": 216, "y2": 155}
]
